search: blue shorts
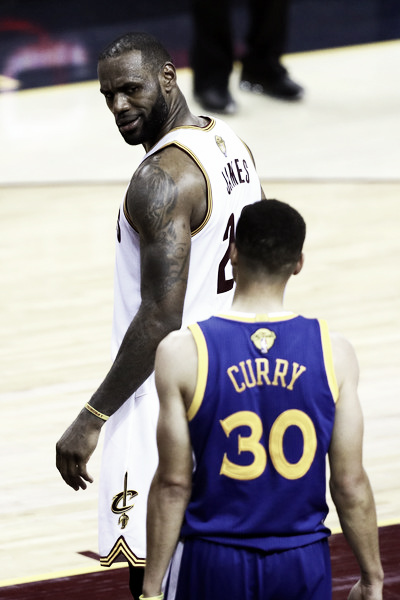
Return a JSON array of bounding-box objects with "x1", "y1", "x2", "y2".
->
[{"x1": 165, "y1": 537, "x2": 332, "y2": 600}]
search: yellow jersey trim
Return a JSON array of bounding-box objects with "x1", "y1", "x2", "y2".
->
[
  {"x1": 187, "y1": 323, "x2": 209, "y2": 421},
  {"x1": 171, "y1": 141, "x2": 212, "y2": 236},
  {"x1": 100, "y1": 535, "x2": 146, "y2": 567},
  {"x1": 319, "y1": 319, "x2": 339, "y2": 403},
  {"x1": 147, "y1": 118, "x2": 216, "y2": 144},
  {"x1": 123, "y1": 191, "x2": 136, "y2": 230},
  {"x1": 216, "y1": 312, "x2": 298, "y2": 323}
]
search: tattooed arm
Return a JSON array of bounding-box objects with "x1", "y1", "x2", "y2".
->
[
  {"x1": 94, "y1": 149, "x2": 205, "y2": 411},
  {"x1": 56, "y1": 147, "x2": 207, "y2": 490}
]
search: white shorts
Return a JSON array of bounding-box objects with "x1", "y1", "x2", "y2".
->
[{"x1": 98, "y1": 374, "x2": 159, "y2": 567}]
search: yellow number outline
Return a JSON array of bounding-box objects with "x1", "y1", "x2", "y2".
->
[
  {"x1": 220, "y1": 411, "x2": 266, "y2": 480},
  {"x1": 219, "y1": 409, "x2": 317, "y2": 481},
  {"x1": 269, "y1": 409, "x2": 317, "y2": 480}
]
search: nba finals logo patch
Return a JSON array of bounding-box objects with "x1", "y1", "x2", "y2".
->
[
  {"x1": 215, "y1": 135, "x2": 227, "y2": 157},
  {"x1": 251, "y1": 328, "x2": 276, "y2": 354}
]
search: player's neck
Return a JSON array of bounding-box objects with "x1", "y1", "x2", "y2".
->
[
  {"x1": 143, "y1": 98, "x2": 207, "y2": 151},
  {"x1": 231, "y1": 282, "x2": 286, "y2": 314}
]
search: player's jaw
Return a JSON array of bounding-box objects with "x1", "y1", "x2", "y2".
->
[{"x1": 117, "y1": 90, "x2": 169, "y2": 147}]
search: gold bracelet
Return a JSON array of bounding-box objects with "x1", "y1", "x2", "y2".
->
[
  {"x1": 84, "y1": 402, "x2": 110, "y2": 421},
  {"x1": 139, "y1": 594, "x2": 163, "y2": 600}
]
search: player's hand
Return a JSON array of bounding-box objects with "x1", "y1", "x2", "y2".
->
[
  {"x1": 348, "y1": 579, "x2": 383, "y2": 600},
  {"x1": 56, "y1": 409, "x2": 102, "y2": 490}
]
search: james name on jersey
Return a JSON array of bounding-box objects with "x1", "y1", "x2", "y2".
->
[{"x1": 221, "y1": 158, "x2": 251, "y2": 195}]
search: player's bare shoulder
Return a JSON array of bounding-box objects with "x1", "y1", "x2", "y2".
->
[
  {"x1": 156, "y1": 328, "x2": 198, "y2": 407},
  {"x1": 157, "y1": 328, "x2": 197, "y2": 368},
  {"x1": 330, "y1": 331, "x2": 359, "y2": 390},
  {"x1": 127, "y1": 147, "x2": 207, "y2": 233}
]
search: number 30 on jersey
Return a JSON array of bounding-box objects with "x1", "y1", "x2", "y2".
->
[{"x1": 219, "y1": 409, "x2": 317, "y2": 481}]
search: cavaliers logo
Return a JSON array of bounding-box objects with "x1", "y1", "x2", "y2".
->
[
  {"x1": 215, "y1": 135, "x2": 227, "y2": 157},
  {"x1": 250, "y1": 328, "x2": 276, "y2": 354},
  {"x1": 111, "y1": 472, "x2": 138, "y2": 529}
]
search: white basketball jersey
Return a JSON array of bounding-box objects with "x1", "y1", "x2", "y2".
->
[
  {"x1": 112, "y1": 117, "x2": 263, "y2": 369},
  {"x1": 99, "y1": 117, "x2": 263, "y2": 566}
]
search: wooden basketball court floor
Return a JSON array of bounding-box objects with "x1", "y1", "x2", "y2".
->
[{"x1": 0, "y1": 41, "x2": 399, "y2": 597}]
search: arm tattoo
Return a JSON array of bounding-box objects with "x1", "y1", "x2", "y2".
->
[{"x1": 136, "y1": 165, "x2": 191, "y2": 302}]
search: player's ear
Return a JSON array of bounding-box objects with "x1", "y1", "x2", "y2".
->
[
  {"x1": 161, "y1": 62, "x2": 176, "y2": 92},
  {"x1": 293, "y1": 252, "x2": 304, "y2": 275},
  {"x1": 230, "y1": 243, "x2": 238, "y2": 267},
  {"x1": 230, "y1": 243, "x2": 238, "y2": 282}
]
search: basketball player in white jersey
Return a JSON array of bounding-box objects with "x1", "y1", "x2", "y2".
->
[{"x1": 56, "y1": 32, "x2": 265, "y2": 598}]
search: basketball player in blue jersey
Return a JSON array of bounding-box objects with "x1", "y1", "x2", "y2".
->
[
  {"x1": 55, "y1": 32, "x2": 264, "y2": 598},
  {"x1": 142, "y1": 200, "x2": 383, "y2": 600}
]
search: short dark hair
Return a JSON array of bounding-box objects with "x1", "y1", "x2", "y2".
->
[
  {"x1": 98, "y1": 32, "x2": 172, "y2": 71},
  {"x1": 235, "y1": 199, "x2": 306, "y2": 275}
]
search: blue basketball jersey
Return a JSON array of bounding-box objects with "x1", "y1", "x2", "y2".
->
[{"x1": 181, "y1": 313, "x2": 338, "y2": 552}]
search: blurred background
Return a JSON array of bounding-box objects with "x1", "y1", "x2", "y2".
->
[
  {"x1": 0, "y1": 1, "x2": 399, "y2": 596},
  {"x1": 1, "y1": 0, "x2": 399, "y2": 91}
]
